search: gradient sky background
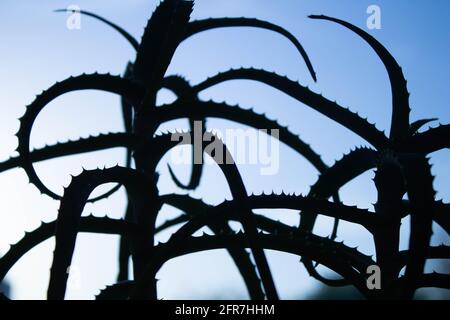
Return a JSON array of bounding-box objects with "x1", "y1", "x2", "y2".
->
[{"x1": 0, "y1": 0, "x2": 449, "y2": 299}]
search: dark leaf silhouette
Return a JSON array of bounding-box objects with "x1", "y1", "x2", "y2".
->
[{"x1": 0, "y1": 0, "x2": 448, "y2": 300}]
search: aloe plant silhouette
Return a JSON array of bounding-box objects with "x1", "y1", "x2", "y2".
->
[{"x1": 0, "y1": 0, "x2": 448, "y2": 300}]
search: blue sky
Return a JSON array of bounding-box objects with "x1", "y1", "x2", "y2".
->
[{"x1": 0, "y1": 0, "x2": 449, "y2": 299}]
